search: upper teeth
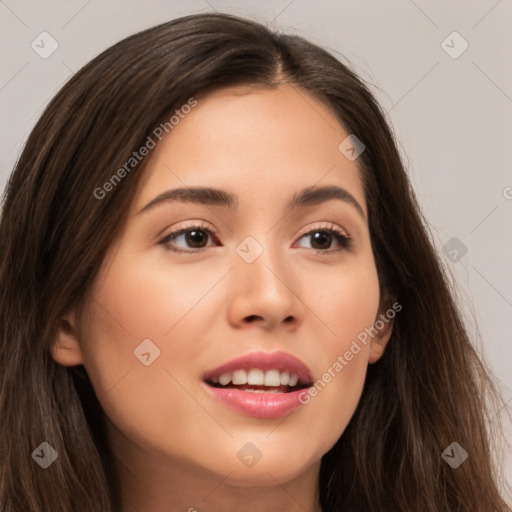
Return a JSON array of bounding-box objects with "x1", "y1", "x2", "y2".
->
[{"x1": 212, "y1": 369, "x2": 299, "y2": 387}]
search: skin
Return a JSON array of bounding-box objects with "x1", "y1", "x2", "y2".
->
[{"x1": 52, "y1": 83, "x2": 393, "y2": 512}]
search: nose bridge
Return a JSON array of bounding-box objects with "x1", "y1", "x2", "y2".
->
[
  {"x1": 235, "y1": 231, "x2": 281, "y2": 284},
  {"x1": 230, "y1": 230, "x2": 299, "y2": 320}
]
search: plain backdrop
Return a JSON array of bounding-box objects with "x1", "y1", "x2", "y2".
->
[{"x1": 1, "y1": 0, "x2": 511, "y2": 496}]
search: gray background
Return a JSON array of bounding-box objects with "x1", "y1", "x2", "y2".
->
[{"x1": 1, "y1": 0, "x2": 511, "y2": 493}]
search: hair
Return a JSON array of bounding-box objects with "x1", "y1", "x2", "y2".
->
[{"x1": 0, "y1": 12, "x2": 509, "y2": 512}]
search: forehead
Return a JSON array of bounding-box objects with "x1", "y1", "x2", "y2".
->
[{"x1": 130, "y1": 83, "x2": 366, "y2": 217}]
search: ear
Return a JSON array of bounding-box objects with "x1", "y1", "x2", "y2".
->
[
  {"x1": 368, "y1": 299, "x2": 397, "y2": 364},
  {"x1": 51, "y1": 311, "x2": 85, "y2": 367}
]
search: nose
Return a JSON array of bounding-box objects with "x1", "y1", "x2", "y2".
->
[{"x1": 226, "y1": 241, "x2": 303, "y2": 331}]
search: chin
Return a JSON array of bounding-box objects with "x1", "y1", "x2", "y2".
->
[
  {"x1": 223, "y1": 464, "x2": 309, "y2": 487},
  {"x1": 207, "y1": 446, "x2": 321, "y2": 487}
]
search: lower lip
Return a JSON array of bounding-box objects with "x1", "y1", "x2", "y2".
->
[{"x1": 203, "y1": 383, "x2": 310, "y2": 419}]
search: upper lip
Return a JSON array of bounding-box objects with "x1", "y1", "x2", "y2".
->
[{"x1": 203, "y1": 350, "x2": 314, "y2": 385}]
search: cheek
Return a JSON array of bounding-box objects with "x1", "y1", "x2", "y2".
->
[
  {"x1": 307, "y1": 254, "x2": 381, "y2": 346},
  {"x1": 294, "y1": 256, "x2": 380, "y2": 450},
  {"x1": 82, "y1": 244, "x2": 224, "y2": 370},
  {"x1": 87, "y1": 255, "x2": 213, "y2": 339},
  {"x1": 76, "y1": 273, "x2": 214, "y2": 465},
  {"x1": 76, "y1": 250, "x2": 224, "y2": 449}
]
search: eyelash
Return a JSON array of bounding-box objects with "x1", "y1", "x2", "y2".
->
[{"x1": 157, "y1": 221, "x2": 352, "y2": 255}]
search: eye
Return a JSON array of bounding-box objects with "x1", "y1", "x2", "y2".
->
[
  {"x1": 157, "y1": 222, "x2": 352, "y2": 254},
  {"x1": 157, "y1": 222, "x2": 218, "y2": 253},
  {"x1": 294, "y1": 224, "x2": 352, "y2": 254}
]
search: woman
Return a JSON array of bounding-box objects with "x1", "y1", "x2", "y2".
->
[{"x1": 0, "y1": 12, "x2": 509, "y2": 512}]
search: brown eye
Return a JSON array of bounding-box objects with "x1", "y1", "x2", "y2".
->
[
  {"x1": 310, "y1": 231, "x2": 334, "y2": 250},
  {"x1": 296, "y1": 227, "x2": 352, "y2": 254},
  {"x1": 158, "y1": 225, "x2": 218, "y2": 252},
  {"x1": 178, "y1": 229, "x2": 210, "y2": 248}
]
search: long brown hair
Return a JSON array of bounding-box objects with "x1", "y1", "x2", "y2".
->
[{"x1": 0, "y1": 12, "x2": 509, "y2": 512}]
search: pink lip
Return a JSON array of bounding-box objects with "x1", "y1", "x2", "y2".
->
[
  {"x1": 202, "y1": 350, "x2": 313, "y2": 419},
  {"x1": 202, "y1": 350, "x2": 313, "y2": 383},
  {"x1": 203, "y1": 384, "x2": 310, "y2": 419}
]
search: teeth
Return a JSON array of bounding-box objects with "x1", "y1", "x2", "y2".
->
[
  {"x1": 232, "y1": 370, "x2": 247, "y2": 385},
  {"x1": 264, "y1": 369, "x2": 281, "y2": 387},
  {"x1": 247, "y1": 369, "x2": 264, "y2": 385},
  {"x1": 280, "y1": 371, "x2": 290, "y2": 385},
  {"x1": 211, "y1": 369, "x2": 301, "y2": 388},
  {"x1": 218, "y1": 373, "x2": 231, "y2": 386}
]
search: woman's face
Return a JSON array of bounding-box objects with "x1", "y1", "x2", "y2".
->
[{"x1": 54, "y1": 83, "x2": 391, "y2": 489}]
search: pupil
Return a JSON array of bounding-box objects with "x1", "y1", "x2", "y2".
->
[
  {"x1": 312, "y1": 231, "x2": 331, "y2": 250},
  {"x1": 187, "y1": 230, "x2": 207, "y2": 248}
]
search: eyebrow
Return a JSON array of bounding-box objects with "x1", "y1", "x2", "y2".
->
[{"x1": 137, "y1": 185, "x2": 366, "y2": 219}]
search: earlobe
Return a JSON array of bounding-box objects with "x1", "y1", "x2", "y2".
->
[
  {"x1": 368, "y1": 305, "x2": 395, "y2": 364},
  {"x1": 51, "y1": 314, "x2": 85, "y2": 367}
]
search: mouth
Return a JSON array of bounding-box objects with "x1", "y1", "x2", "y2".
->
[
  {"x1": 201, "y1": 351, "x2": 314, "y2": 418},
  {"x1": 204, "y1": 369, "x2": 312, "y2": 394}
]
